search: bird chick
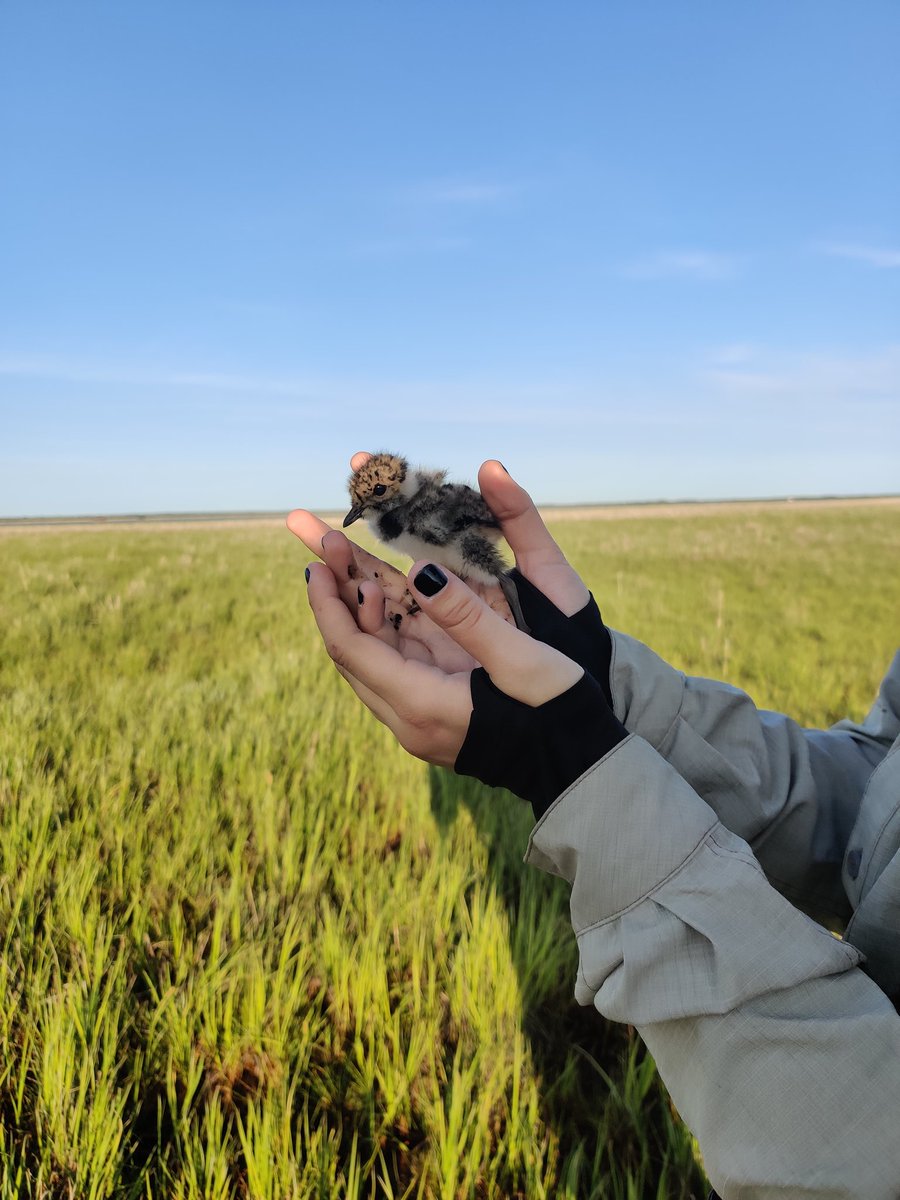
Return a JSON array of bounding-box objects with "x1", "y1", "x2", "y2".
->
[
  {"x1": 344, "y1": 452, "x2": 508, "y2": 584},
  {"x1": 344, "y1": 453, "x2": 530, "y2": 630}
]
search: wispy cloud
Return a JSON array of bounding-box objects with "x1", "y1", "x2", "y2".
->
[
  {"x1": 347, "y1": 176, "x2": 521, "y2": 258},
  {"x1": 620, "y1": 250, "x2": 741, "y2": 281},
  {"x1": 816, "y1": 242, "x2": 900, "y2": 269},
  {"x1": 0, "y1": 353, "x2": 724, "y2": 434},
  {"x1": 703, "y1": 344, "x2": 900, "y2": 400},
  {"x1": 0, "y1": 355, "x2": 314, "y2": 397},
  {"x1": 707, "y1": 343, "x2": 759, "y2": 367},
  {"x1": 6, "y1": 346, "x2": 898, "y2": 438},
  {"x1": 350, "y1": 234, "x2": 471, "y2": 258},
  {"x1": 0, "y1": 354, "x2": 644, "y2": 426},
  {"x1": 401, "y1": 177, "x2": 522, "y2": 207}
]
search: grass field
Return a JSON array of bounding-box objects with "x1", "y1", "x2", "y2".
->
[{"x1": 1, "y1": 502, "x2": 898, "y2": 1199}]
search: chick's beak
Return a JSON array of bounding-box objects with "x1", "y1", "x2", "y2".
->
[{"x1": 343, "y1": 505, "x2": 365, "y2": 528}]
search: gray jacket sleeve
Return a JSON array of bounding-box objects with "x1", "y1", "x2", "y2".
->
[
  {"x1": 607, "y1": 634, "x2": 897, "y2": 924},
  {"x1": 525, "y1": 735, "x2": 900, "y2": 1199}
]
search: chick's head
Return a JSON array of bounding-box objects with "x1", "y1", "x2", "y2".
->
[{"x1": 344, "y1": 453, "x2": 409, "y2": 527}]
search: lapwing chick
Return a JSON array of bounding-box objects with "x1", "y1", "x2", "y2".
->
[{"x1": 344, "y1": 452, "x2": 528, "y2": 628}]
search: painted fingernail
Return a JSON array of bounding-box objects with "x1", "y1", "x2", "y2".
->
[
  {"x1": 414, "y1": 564, "x2": 448, "y2": 596},
  {"x1": 305, "y1": 566, "x2": 311, "y2": 584},
  {"x1": 357, "y1": 587, "x2": 364, "y2": 605}
]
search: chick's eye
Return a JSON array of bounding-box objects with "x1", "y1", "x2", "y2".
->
[{"x1": 373, "y1": 484, "x2": 387, "y2": 496}]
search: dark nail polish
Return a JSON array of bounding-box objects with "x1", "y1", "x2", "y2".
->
[
  {"x1": 414, "y1": 564, "x2": 448, "y2": 596},
  {"x1": 305, "y1": 566, "x2": 311, "y2": 584},
  {"x1": 357, "y1": 587, "x2": 364, "y2": 605}
]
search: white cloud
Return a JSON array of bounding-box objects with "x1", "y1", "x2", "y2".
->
[
  {"x1": 703, "y1": 344, "x2": 900, "y2": 401},
  {"x1": 707, "y1": 343, "x2": 759, "y2": 367},
  {"x1": 5, "y1": 346, "x2": 898, "y2": 440},
  {"x1": 402, "y1": 177, "x2": 521, "y2": 206},
  {"x1": 621, "y1": 250, "x2": 741, "y2": 281},
  {"x1": 350, "y1": 234, "x2": 471, "y2": 258},
  {"x1": 0, "y1": 355, "x2": 316, "y2": 398},
  {"x1": 816, "y1": 242, "x2": 900, "y2": 269}
]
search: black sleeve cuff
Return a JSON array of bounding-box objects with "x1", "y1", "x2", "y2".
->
[
  {"x1": 506, "y1": 569, "x2": 614, "y2": 706},
  {"x1": 454, "y1": 667, "x2": 627, "y2": 820}
]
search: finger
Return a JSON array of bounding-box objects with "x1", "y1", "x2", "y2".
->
[
  {"x1": 407, "y1": 560, "x2": 583, "y2": 705},
  {"x1": 350, "y1": 450, "x2": 373, "y2": 472},
  {"x1": 307, "y1": 562, "x2": 430, "y2": 712},
  {"x1": 356, "y1": 579, "x2": 393, "y2": 640},
  {"x1": 321, "y1": 528, "x2": 358, "y2": 581},
  {"x1": 319, "y1": 525, "x2": 419, "y2": 616},
  {"x1": 333, "y1": 661, "x2": 402, "y2": 733},
  {"x1": 321, "y1": 529, "x2": 408, "y2": 640},
  {"x1": 477, "y1": 461, "x2": 589, "y2": 615},
  {"x1": 286, "y1": 508, "x2": 340, "y2": 558},
  {"x1": 476, "y1": 460, "x2": 566, "y2": 563}
]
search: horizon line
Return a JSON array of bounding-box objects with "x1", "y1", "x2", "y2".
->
[{"x1": 3, "y1": 492, "x2": 899, "y2": 527}]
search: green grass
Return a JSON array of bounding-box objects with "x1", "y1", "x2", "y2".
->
[{"x1": 0, "y1": 504, "x2": 897, "y2": 1198}]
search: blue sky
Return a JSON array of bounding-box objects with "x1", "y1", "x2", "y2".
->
[{"x1": 2, "y1": 3, "x2": 898, "y2": 516}]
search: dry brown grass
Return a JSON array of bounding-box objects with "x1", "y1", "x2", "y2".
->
[{"x1": 2, "y1": 495, "x2": 897, "y2": 536}]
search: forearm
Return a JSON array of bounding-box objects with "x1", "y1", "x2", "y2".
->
[
  {"x1": 526, "y1": 736, "x2": 900, "y2": 1198},
  {"x1": 505, "y1": 574, "x2": 892, "y2": 929},
  {"x1": 607, "y1": 630, "x2": 890, "y2": 922},
  {"x1": 644, "y1": 970, "x2": 900, "y2": 1199}
]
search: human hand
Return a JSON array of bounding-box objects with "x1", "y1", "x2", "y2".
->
[
  {"x1": 286, "y1": 516, "x2": 497, "y2": 674},
  {"x1": 343, "y1": 450, "x2": 591, "y2": 615},
  {"x1": 287, "y1": 454, "x2": 610, "y2": 681},
  {"x1": 305, "y1": 556, "x2": 625, "y2": 813}
]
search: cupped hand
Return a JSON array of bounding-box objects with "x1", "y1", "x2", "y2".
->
[
  {"x1": 305, "y1": 557, "x2": 584, "y2": 770},
  {"x1": 285, "y1": 510, "x2": 504, "y2": 673},
  {"x1": 347, "y1": 451, "x2": 590, "y2": 616},
  {"x1": 286, "y1": 452, "x2": 592, "y2": 674}
]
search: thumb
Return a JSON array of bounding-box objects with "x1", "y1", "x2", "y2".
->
[
  {"x1": 477, "y1": 460, "x2": 590, "y2": 615},
  {"x1": 408, "y1": 560, "x2": 583, "y2": 705}
]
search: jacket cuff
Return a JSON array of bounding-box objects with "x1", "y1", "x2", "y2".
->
[
  {"x1": 525, "y1": 734, "x2": 717, "y2": 914},
  {"x1": 524, "y1": 735, "x2": 862, "y2": 1024}
]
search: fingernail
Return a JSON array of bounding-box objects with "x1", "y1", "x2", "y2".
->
[
  {"x1": 414, "y1": 564, "x2": 447, "y2": 596},
  {"x1": 305, "y1": 566, "x2": 311, "y2": 584},
  {"x1": 498, "y1": 462, "x2": 509, "y2": 473},
  {"x1": 357, "y1": 587, "x2": 364, "y2": 605}
]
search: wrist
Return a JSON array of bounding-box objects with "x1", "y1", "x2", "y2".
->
[
  {"x1": 506, "y1": 570, "x2": 613, "y2": 705},
  {"x1": 454, "y1": 668, "x2": 627, "y2": 819}
]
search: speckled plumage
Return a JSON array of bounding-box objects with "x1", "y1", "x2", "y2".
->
[{"x1": 344, "y1": 452, "x2": 507, "y2": 584}]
